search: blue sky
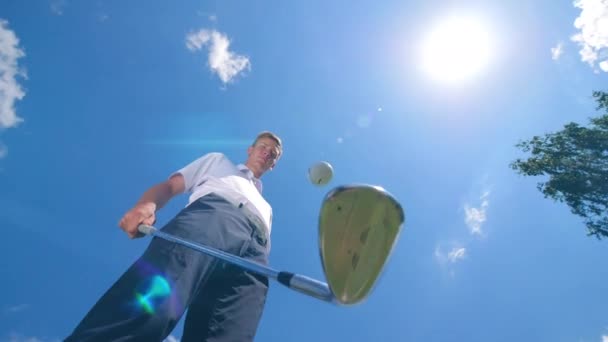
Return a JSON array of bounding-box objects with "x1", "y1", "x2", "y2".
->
[{"x1": 1, "y1": 0, "x2": 607, "y2": 341}]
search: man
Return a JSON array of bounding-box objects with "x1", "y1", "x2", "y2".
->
[{"x1": 65, "y1": 131, "x2": 282, "y2": 342}]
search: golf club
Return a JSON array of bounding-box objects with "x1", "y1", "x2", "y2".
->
[{"x1": 137, "y1": 184, "x2": 404, "y2": 305}]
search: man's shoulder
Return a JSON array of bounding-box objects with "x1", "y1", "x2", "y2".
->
[
  {"x1": 199, "y1": 152, "x2": 236, "y2": 167},
  {"x1": 203, "y1": 152, "x2": 226, "y2": 159}
]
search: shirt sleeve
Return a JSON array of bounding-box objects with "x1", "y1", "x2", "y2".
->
[{"x1": 171, "y1": 152, "x2": 223, "y2": 193}]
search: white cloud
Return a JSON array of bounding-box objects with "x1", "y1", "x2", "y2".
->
[
  {"x1": 434, "y1": 246, "x2": 445, "y2": 263},
  {"x1": 435, "y1": 244, "x2": 467, "y2": 264},
  {"x1": 570, "y1": 0, "x2": 608, "y2": 72},
  {"x1": 603, "y1": 335, "x2": 608, "y2": 342},
  {"x1": 435, "y1": 243, "x2": 466, "y2": 278},
  {"x1": 50, "y1": 0, "x2": 67, "y2": 16},
  {"x1": 551, "y1": 42, "x2": 564, "y2": 60},
  {"x1": 185, "y1": 29, "x2": 250, "y2": 84},
  {"x1": 447, "y1": 247, "x2": 466, "y2": 262},
  {"x1": 164, "y1": 335, "x2": 180, "y2": 342},
  {"x1": 464, "y1": 190, "x2": 490, "y2": 235},
  {"x1": 0, "y1": 20, "x2": 26, "y2": 129}
]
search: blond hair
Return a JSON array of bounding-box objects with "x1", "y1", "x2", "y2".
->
[{"x1": 253, "y1": 131, "x2": 283, "y2": 156}]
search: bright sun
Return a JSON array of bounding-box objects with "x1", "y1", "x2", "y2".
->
[{"x1": 420, "y1": 15, "x2": 492, "y2": 84}]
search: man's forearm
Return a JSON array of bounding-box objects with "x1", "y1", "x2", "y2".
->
[{"x1": 136, "y1": 182, "x2": 176, "y2": 212}]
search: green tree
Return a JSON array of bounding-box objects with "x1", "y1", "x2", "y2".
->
[{"x1": 510, "y1": 91, "x2": 608, "y2": 239}]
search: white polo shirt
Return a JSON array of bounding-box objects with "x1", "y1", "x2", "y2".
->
[{"x1": 172, "y1": 152, "x2": 273, "y2": 236}]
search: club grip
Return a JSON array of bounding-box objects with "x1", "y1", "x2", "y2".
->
[{"x1": 137, "y1": 224, "x2": 157, "y2": 235}]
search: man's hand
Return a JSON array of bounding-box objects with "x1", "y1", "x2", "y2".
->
[
  {"x1": 117, "y1": 176, "x2": 184, "y2": 239},
  {"x1": 118, "y1": 202, "x2": 157, "y2": 239}
]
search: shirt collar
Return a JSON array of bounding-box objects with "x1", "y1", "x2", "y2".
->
[{"x1": 237, "y1": 164, "x2": 263, "y2": 193}]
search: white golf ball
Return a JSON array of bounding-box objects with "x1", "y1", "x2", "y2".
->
[{"x1": 308, "y1": 161, "x2": 334, "y2": 186}]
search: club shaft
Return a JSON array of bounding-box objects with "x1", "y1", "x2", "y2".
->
[{"x1": 138, "y1": 224, "x2": 335, "y2": 303}]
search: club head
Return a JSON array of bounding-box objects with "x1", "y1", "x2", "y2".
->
[{"x1": 318, "y1": 184, "x2": 404, "y2": 305}]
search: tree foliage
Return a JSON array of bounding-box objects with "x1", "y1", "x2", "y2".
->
[{"x1": 510, "y1": 91, "x2": 608, "y2": 239}]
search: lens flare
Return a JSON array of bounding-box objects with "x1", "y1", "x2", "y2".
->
[
  {"x1": 144, "y1": 139, "x2": 250, "y2": 148},
  {"x1": 134, "y1": 275, "x2": 171, "y2": 314}
]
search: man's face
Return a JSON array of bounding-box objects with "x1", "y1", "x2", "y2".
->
[{"x1": 246, "y1": 137, "x2": 281, "y2": 175}]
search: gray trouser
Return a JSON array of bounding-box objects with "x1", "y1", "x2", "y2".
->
[{"x1": 65, "y1": 194, "x2": 270, "y2": 342}]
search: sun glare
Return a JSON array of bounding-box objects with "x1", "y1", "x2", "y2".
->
[{"x1": 419, "y1": 15, "x2": 493, "y2": 84}]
